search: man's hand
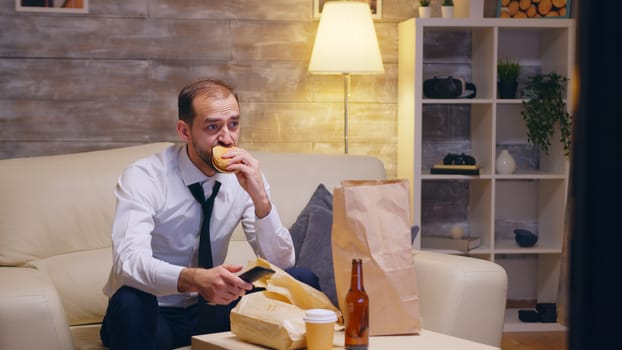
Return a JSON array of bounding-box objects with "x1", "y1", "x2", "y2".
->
[
  {"x1": 178, "y1": 265, "x2": 254, "y2": 305},
  {"x1": 222, "y1": 148, "x2": 272, "y2": 218}
]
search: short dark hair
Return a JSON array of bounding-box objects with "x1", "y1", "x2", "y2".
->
[{"x1": 177, "y1": 78, "x2": 238, "y2": 125}]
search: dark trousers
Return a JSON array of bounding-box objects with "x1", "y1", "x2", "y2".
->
[{"x1": 100, "y1": 267, "x2": 319, "y2": 350}]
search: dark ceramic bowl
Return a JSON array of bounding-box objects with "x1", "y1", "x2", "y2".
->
[{"x1": 514, "y1": 229, "x2": 538, "y2": 247}]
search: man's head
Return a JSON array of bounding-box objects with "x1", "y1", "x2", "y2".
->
[{"x1": 176, "y1": 78, "x2": 241, "y2": 175}]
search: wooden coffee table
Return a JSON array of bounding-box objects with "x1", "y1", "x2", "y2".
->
[{"x1": 191, "y1": 329, "x2": 499, "y2": 350}]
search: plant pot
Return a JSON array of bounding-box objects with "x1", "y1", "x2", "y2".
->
[
  {"x1": 419, "y1": 6, "x2": 431, "y2": 18},
  {"x1": 498, "y1": 80, "x2": 518, "y2": 99},
  {"x1": 441, "y1": 6, "x2": 454, "y2": 18},
  {"x1": 454, "y1": 0, "x2": 484, "y2": 18}
]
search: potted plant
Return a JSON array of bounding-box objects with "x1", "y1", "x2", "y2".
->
[
  {"x1": 441, "y1": 0, "x2": 454, "y2": 18},
  {"x1": 419, "y1": 0, "x2": 431, "y2": 18},
  {"x1": 521, "y1": 72, "x2": 572, "y2": 156},
  {"x1": 497, "y1": 59, "x2": 520, "y2": 99}
]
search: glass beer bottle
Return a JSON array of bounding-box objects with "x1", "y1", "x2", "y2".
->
[{"x1": 345, "y1": 258, "x2": 369, "y2": 350}]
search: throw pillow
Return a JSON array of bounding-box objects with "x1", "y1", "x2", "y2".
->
[
  {"x1": 296, "y1": 204, "x2": 338, "y2": 307},
  {"x1": 289, "y1": 184, "x2": 333, "y2": 262}
]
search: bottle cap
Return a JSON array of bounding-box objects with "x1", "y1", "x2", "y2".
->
[{"x1": 303, "y1": 309, "x2": 337, "y2": 324}]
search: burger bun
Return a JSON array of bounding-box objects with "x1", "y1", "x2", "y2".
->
[{"x1": 211, "y1": 145, "x2": 238, "y2": 173}]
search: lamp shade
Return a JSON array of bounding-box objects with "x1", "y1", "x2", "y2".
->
[{"x1": 309, "y1": 1, "x2": 384, "y2": 75}]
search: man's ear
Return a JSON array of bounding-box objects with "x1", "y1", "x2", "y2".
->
[{"x1": 176, "y1": 121, "x2": 191, "y2": 141}]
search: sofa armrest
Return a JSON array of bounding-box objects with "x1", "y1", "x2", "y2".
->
[
  {"x1": 413, "y1": 250, "x2": 508, "y2": 347},
  {"x1": 0, "y1": 267, "x2": 73, "y2": 350}
]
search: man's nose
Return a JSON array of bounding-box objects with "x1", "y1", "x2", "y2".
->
[{"x1": 217, "y1": 126, "x2": 234, "y2": 145}]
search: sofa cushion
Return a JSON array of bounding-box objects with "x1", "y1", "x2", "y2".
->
[
  {"x1": 297, "y1": 204, "x2": 338, "y2": 307},
  {"x1": 0, "y1": 142, "x2": 173, "y2": 266},
  {"x1": 290, "y1": 184, "x2": 338, "y2": 307},
  {"x1": 28, "y1": 248, "x2": 112, "y2": 326},
  {"x1": 289, "y1": 184, "x2": 332, "y2": 261}
]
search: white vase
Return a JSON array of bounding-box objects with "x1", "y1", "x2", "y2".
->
[
  {"x1": 419, "y1": 6, "x2": 431, "y2": 18},
  {"x1": 441, "y1": 6, "x2": 454, "y2": 18},
  {"x1": 496, "y1": 149, "x2": 516, "y2": 175}
]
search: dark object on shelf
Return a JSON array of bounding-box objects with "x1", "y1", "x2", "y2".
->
[
  {"x1": 443, "y1": 153, "x2": 476, "y2": 165},
  {"x1": 423, "y1": 76, "x2": 476, "y2": 99},
  {"x1": 431, "y1": 164, "x2": 480, "y2": 175},
  {"x1": 536, "y1": 303, "x2": 557, "y2": 323},
  {"x1": 518, "y1": 309, "x2": 540, "y2": 323},
  {"x1": 513, "y1": 229, "x2": 538, "y2": 247},
  {"x1": 518, "y1": 303, "x2": 558, "y2": 323},
  {"x1": 421, "y1": 234, "x2": 481, "y2": 252}
]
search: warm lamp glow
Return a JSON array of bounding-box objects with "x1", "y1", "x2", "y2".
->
[
  {"x1": 309, "y1": 1, "x2": 384, "y2": 74},
  {"x1": 308, "y1": 1, "x2": 384, "y2": 154}
]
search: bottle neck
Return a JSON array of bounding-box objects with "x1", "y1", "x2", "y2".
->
[{"x1": 350, "y1": 259, "x2": 364, "y2": 290}]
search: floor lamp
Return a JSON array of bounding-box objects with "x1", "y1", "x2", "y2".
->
[{"x1": 308, "y1": 1, "x2": 384, "y2": 154}]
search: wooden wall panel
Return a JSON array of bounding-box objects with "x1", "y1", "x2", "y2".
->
[
  {"x1": 0, "y1": 99, "x2": 177, "y2": 140},
  {"x1": 0, "y1": 16, "x2": 231, "y2": 60},
  {"x1": 149, "y1": 60, "x2": 314, "y2": 102},
  {"x1": 0, "y1": 59, "x2": 150, "y2": 100},
  {"x1": 149, "y1": 0, "x2": 310, "y2": 21},
  {"x1": 231, "y1": 21, "x2": 315, "y2": 61}
]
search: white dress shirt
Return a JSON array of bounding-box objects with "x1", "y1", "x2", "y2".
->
[{"x1": 102, "y1": 143, "x2": 294, "y2": 307}]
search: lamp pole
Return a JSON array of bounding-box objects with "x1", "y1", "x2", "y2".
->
[{"x1": 343, "y1": 73, "x2": 351, "y2": 154}]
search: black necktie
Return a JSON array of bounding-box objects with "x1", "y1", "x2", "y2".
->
[{"x1": 188, "y1": 181, "x2": 221, "y2": 268}]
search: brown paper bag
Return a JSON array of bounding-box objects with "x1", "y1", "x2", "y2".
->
[
  {"x1": 331, "y1": 179, "x2": 421, "y2": 336},
  {"x1": 230, "y1": 258, "x2": 343, "y2": 349}
]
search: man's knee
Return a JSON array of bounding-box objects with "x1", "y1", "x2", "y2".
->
[
  {"x1": 101, "y1": 286, "x2": 161, "y2": 349},
  {"x1": 285, "y1": 267, "x2": 320, "y2": 290},
  {"x1": 109, "y1": 286, "x2": 158, "y2": 313}
]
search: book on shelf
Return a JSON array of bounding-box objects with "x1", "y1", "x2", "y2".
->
[
  {"x1": 421, "y1": 234, "x2": 481, "y2": 252},
  {"x1": 430, "y1": 164, "x2": 480, "y2": 175}
]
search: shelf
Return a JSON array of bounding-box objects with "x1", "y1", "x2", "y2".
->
[
  {"x1": 494, "y1": 239, "x2": 562, "y2": 254},
  {"x1": 503, "y1": 309, "x2": 567, "y2": 332},
  {"x1": 398, "y1": 17, "x2": 574, "y2": 329}
]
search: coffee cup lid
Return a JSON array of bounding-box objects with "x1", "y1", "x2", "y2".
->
[{"x1": 303, "y1": 309, "x2": 337, "y2": 323}]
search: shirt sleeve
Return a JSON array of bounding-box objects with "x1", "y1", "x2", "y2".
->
[
  {"x1": 241, "y1": 177, "x2": 295, "y2": 269},
  {"x1": 253, "y1": 207, "x2": 295, "y2": 269},
  {"x1": 109, "y1": 164, "x2": 184, "y2": 297}
]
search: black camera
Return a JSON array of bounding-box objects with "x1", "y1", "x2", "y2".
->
[{"x1": 443, "y1": 153, "x2": 476, "y2": 165}]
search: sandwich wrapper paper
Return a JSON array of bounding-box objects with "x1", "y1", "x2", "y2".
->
[{"x1": 228, "y1": 258, "x2": 342, "y2": 350}]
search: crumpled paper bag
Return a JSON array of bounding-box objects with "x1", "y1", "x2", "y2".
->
[
  {"x1": 230, "y1": 292, "x2": 306, "y2": 350},
  {"x1": 230, "y1": 258, "x2": 342, "y2": 349}
]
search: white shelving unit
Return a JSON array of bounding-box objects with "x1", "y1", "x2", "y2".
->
[{"x1": 398, "y1": 18, "x2": 574, "y2": 332}]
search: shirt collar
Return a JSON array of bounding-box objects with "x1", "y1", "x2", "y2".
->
[{"x1": 179, "y1": 144, "x2": 210, "y2": 186}]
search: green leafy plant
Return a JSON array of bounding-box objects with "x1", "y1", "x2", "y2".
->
[
  {"x1": 521, "y1": 72, "x2": 572, "y2": 156},
  {"x1": 420, "y1": 0, "x2": 431, "y2": 6},
  {"x1": 497, "y1": 59, "x2": 520, "y2": 82},
  {"x1": 442, "y1": 0, "x2": 454, "y2": 6}
]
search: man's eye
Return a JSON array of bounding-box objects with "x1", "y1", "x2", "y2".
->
[
  {"x1": 229, "y1": 121, "x2": 239, "y2": 129},
  {"x1": 206, "y1": 124, "x2": 219, "y2": 131}
]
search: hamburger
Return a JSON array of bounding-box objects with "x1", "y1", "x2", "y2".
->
[{"x1": 211, "y1": 145, "x2": 238, "y2": 173}]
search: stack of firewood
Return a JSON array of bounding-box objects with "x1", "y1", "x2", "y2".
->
[{"x1": 499, "y1": 0, "x2": 568, "y2": 18}]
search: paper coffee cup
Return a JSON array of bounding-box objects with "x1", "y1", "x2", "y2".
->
[{"x1": 303, "y1": 309, "x2": 337, "y2": 350}]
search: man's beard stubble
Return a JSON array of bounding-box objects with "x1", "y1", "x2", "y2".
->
[{"x1": 192, "y1": 138, "x2": 218, "y2": 172}]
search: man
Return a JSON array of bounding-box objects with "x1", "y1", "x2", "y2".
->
[{"x1": 100, "y1": 78, "x2": 317, "y2": 350}]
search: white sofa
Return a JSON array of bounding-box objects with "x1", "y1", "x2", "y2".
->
[{"x1": 0, "y1": 142, "x2": 507, "y2": 350}]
